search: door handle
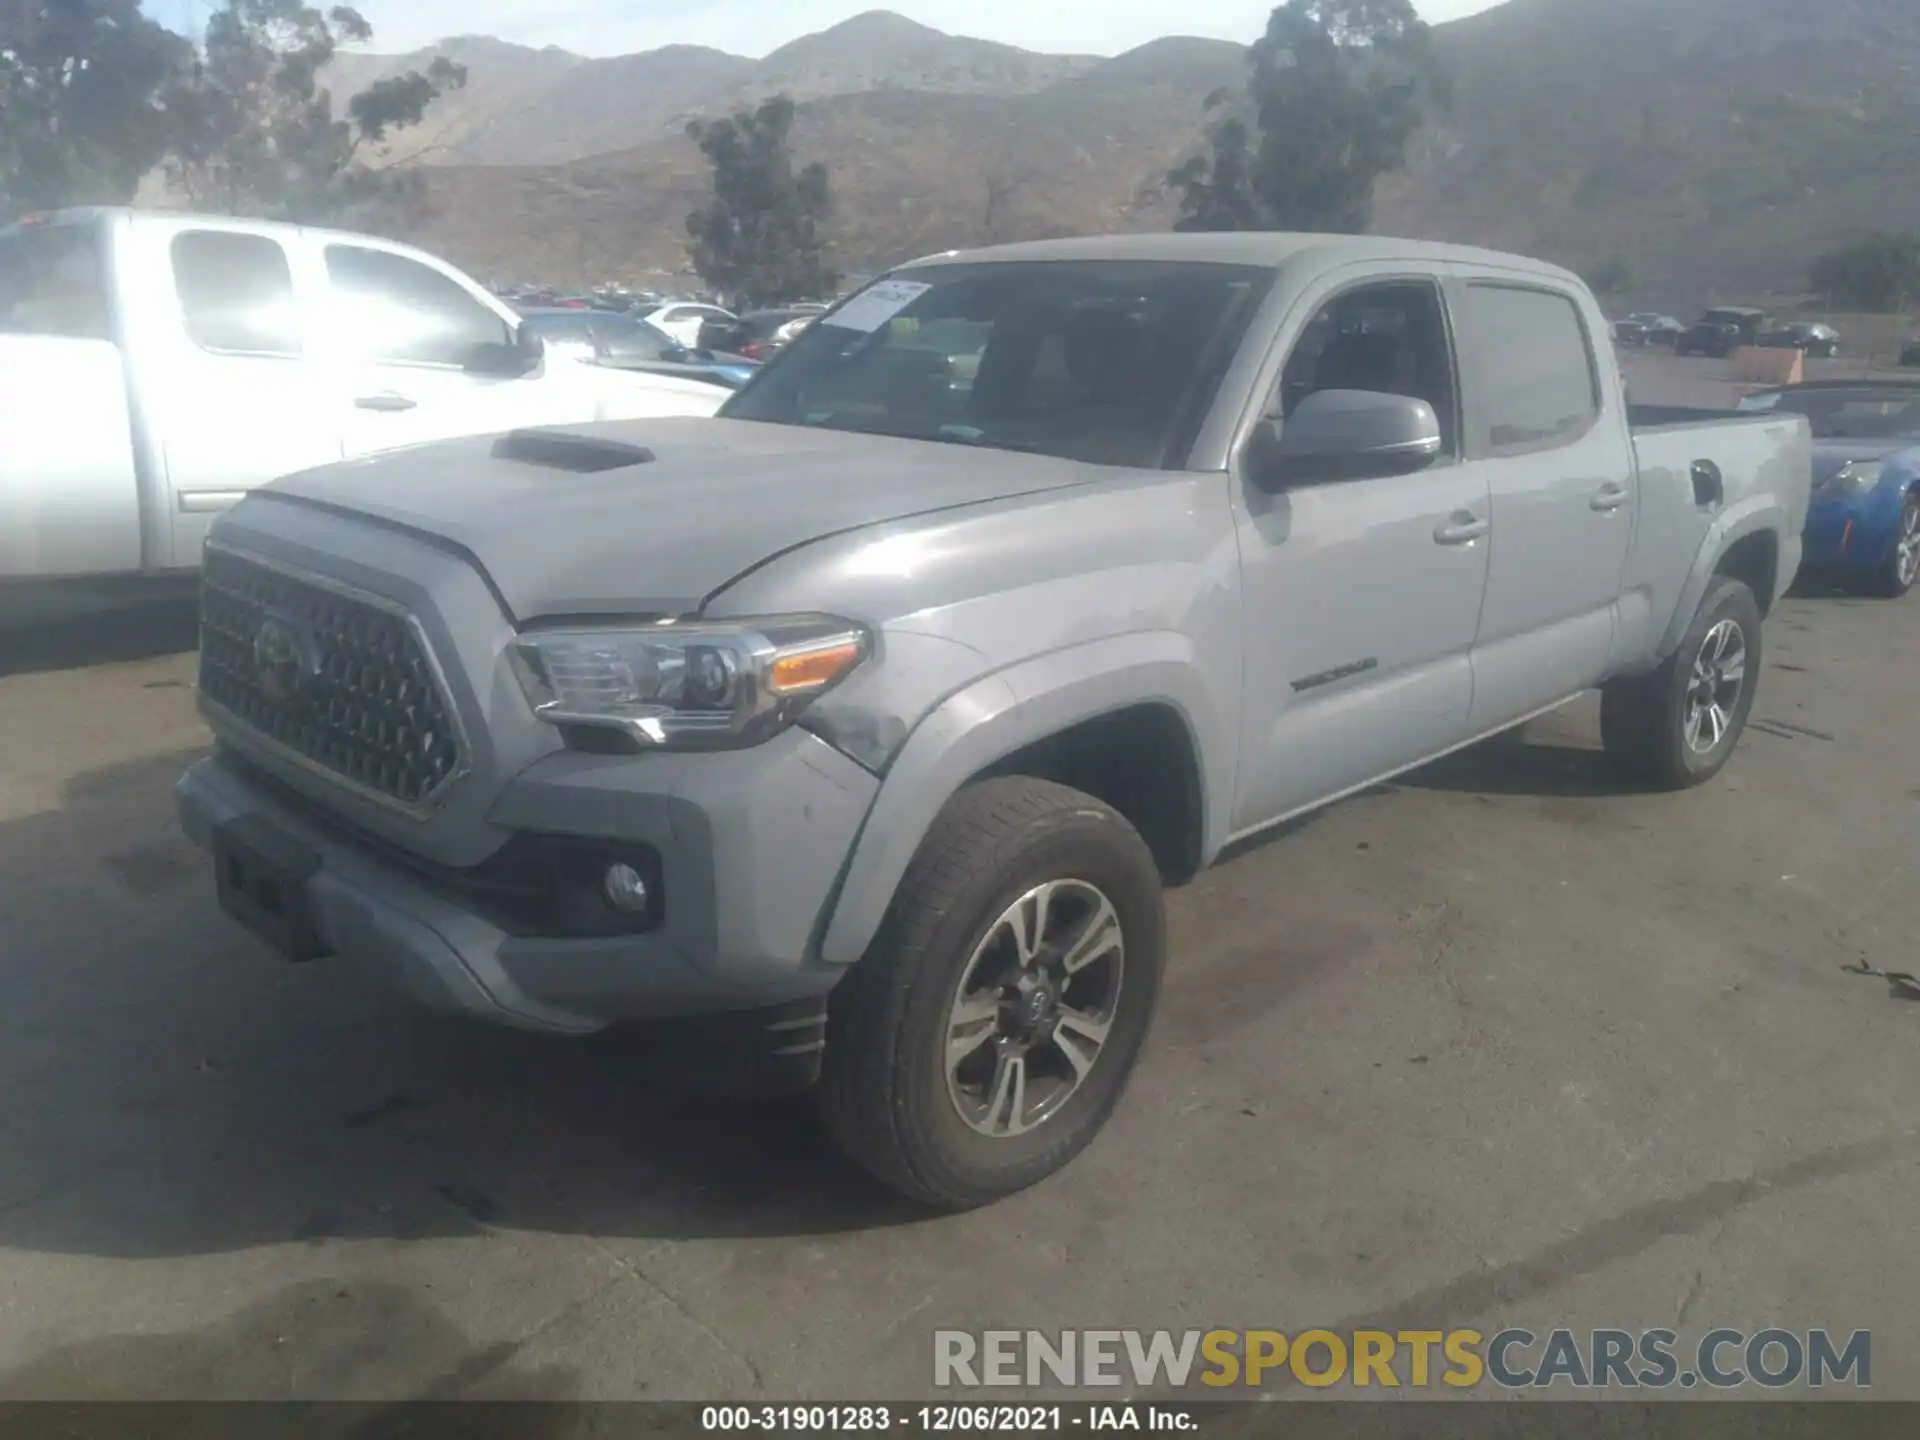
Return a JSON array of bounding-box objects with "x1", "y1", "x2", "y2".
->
[
  {"x1": 355, "y1": 392, "x2": 417, "y2": 413},
  {"x1": 1591, "y1": 483, "x2": 1632, "y2": 513},
  {"x1": 1433, "y1": 512, "x2": 1489, "y2": 546}
]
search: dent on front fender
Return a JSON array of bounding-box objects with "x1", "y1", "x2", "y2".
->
[{"x1": 798, "y1": 629, "x2": 997, "y2": 774}]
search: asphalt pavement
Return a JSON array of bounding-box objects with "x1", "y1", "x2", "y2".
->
[{"x1": 0, "y1": 355, "x2": 1916, "y2": 1402}]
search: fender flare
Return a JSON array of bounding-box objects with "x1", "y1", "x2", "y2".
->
[
  {"x1": 1655, "y1": 497, "x2": 1790, "y2": 663},
  {"x1": 816, "y1": 631, "x2": 1232, "y2": 967}
]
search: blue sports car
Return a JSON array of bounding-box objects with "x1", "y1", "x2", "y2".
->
[
  {"x1": 1737, "y1": 381, "x2": 1920, "y2": 598},
  {"x1": 515, "y1": 308, "x2": 760, "y2": 390}
]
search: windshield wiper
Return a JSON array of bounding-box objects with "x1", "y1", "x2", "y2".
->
[
  {"x1": 924, "y1": 427, "x2": 1041, "y2": 453},
  {"x1": 796, "y1": 413, "x2": 1041, "y2": 453}
]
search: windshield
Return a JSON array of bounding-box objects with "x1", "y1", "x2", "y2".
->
[
  {"x1": 721, "y1": 260, "x2": 1274, "y2": 468},
  {"x1": 1740, "y1": 388, "x2": 1920, "y2": 439}
]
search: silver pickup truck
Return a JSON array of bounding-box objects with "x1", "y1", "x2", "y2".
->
[
  {"x1": 176, "y1": 234, "x2": 1812, "y2": 1209},
  {"x1": 0, "y1": 208, "x2": 722, "y2": 586}
]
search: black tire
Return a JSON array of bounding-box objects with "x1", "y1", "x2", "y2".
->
[
  {"x1": 816, "y1": 776, "x2": 1165, "y2": 1210},
  {"x1": 1862, "y1": 491, "x2": 1920, "y2": 599},
  {"x1": 1601, "y1": 575, "x2": 1763, "y2": 790}
]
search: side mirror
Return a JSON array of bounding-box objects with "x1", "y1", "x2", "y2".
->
[
  {"x1": 467, "y1": 323, "x2": 545, "y2": 377},
  {"x1": 1248, "y1": 389, "x2": 1444, "y2": 491}
]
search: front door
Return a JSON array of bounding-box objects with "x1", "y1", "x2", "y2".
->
[
  {"x1": 319, "y1": 241, "x2": 556, "y2": 459},
  {"x1": 1232, "y1": 276, "x2": 1493, "y2": 832}
]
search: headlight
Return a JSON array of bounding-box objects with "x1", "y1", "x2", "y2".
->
[
  {"x1": 510, "y1": 614, "x2": 868, "y2": 749},
  {"x1": 1823, "y1": 460, "x2": 1885, "y2": 495}
]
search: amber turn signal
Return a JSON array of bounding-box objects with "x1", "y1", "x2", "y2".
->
[{"x1": 769, "y1": 640, "x2": 864, "y2": 695}]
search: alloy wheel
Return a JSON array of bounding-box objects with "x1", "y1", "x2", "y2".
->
[
  {"x1": 944, "y1": 880, "x2": 1125, "y2": 1138},
  {"x1": 1684, "y1": 619, "x2": 1747, "y2": 755}
]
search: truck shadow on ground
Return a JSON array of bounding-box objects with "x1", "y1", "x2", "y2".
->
[
  {"x1": 0, "y1": 701, "x2": 1690, "y2": 1266},
  {"x1": 0, "y1": 589, "x2": 200, "y2": 678},
  {"x1": 0, "y1": 748, "x2": 941, "y2": 1266},
  {"x1": 1397, "y1": 731, "x2": 1633, "y2": 799},
  {"x1": 0, "y1": 1279, "x2": 577, "y2": 1411}
]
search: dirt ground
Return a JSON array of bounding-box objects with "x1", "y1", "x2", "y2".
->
[{"x1": 0, "y1": 353, "x2": 1915, "y2": 1403}]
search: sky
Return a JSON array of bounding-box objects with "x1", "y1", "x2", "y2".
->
[{"x1": 144, "y1": 1, "x2": 1505, "y2": 60}]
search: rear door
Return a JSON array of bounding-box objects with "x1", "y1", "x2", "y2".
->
[
  {"x1": 1449, "y1": 275, "x2": 1636, "y2": 729},
  {"x1": 152, "y1": 225, "x2": 341, "y2": 568}
]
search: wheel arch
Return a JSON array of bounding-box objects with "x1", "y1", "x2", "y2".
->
[
  {"x1": 817, "y1": 633, "x2": 1230, "y2": 967},
  {"x1": 1656, "y1": 504, "x2": 1789, "y2": 663}
]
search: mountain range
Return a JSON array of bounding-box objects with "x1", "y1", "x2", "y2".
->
[{"x1": 321, "y1": 0, "x2": 1920, "y2": 306}]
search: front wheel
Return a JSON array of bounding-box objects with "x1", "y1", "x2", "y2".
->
[
  {"x1": 817, "y1": 777, "x2": 1165, "y2": 1210},
  {"x1": 1601, "y1": 576, "x2": 1763, "y2": 790},
  {"x1": 1864, "y1": 492, "x2": 1920, "y2": 599}
]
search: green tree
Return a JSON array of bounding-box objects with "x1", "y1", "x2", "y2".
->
[
  {"x1": 1587, "y1": 255, "x2": 1635, "y2": 297},
  {"x1": 686, "y1": 95, "x2": 836, "y2": 309},
  {"x1": 1809, "y1": 233, "x2": 1920, "y2": 313},
  {"x1": 1170, "y1": 0, "x2": 1447, "y2": 234},
  {"x1": 1167, "y1": 93, "x2": 1264, "y2": 233},
  {"x1": 160, "y1": 1, "x2": 465, "y2": 222},
  {"x1": 1, "y1": 0, "x2": 190, "y2": 219}
]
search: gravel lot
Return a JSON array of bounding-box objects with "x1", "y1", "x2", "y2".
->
[{"x1": 0, "y1": 352, "x2": 1916, "y2": 1402}]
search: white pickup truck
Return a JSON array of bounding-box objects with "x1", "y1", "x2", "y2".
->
[{"x1": 0, "y1": 208, "x2": 726, "y2": 585}]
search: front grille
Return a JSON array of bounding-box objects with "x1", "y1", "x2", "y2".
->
[{"x1": 199, "y1": 548, "x2": 466, "y2": 811}]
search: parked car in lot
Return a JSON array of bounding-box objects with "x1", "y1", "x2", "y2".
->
[
  {"x1": 699, "y1": 306, "x2": 825, "y2": 360},
  {"x1": 1757, "y1": 322, "x2": 1841, "y2": 358},
  {"x1": 1677, "y1": 310, "x2": 1767, "y2": 358},
  {"x1": 175, "y1": 232, "x2": 1812, "y2": 1209},
  {"x1": 1675, "y1": 321, "x2": 1738, "y2": 358},
  {"x1": 516, "y1": 308, "x2": 759, "y2": 389},
  {"x1": 1624, "y1": 313, "x2": 1684, "y2": 347},
  {"x1": 645, "y1": 301, "x2": 737, "y2": 348},
  {"x1": 1738, "y1": 380, "x2": 1920, "y2": 596},
  {"x1": 1615, "y1": 313, "x2": 1682, "y2": 347},
  {"x1": 0, "y1": 208, "x2": 726, "y2": 585}
]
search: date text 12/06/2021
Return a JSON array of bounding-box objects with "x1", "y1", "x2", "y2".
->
[{"x1": 701, "y1": 1406, "x2": 1193, "y2": 1432}]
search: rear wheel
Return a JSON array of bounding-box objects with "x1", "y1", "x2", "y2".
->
[
  {"x1": 1864, "y1": 492, "x2": 1920, "y2": 599},
  {"x1": 1602, "y1": 576, "x2": 1762, "y2": 790},
  {"x1": 817, "y1": 777, "x2": 1165, "y2": 1210}
]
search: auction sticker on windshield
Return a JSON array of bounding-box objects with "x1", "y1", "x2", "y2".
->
[{"x1": 826, "y1": 280, "x2": 932, "y2": 333}]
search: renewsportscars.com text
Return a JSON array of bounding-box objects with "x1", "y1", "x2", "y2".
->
[{"x1": 933, "y1": 1328, "x2": 1871, "y2": 1391}]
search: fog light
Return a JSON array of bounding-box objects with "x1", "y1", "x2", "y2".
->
[{"x1": 602, "y1": 862, "x2": 651, "y2": 914}]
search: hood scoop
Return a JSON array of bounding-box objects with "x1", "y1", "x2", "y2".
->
[{"x1": 493, "y1": 428, "x2": 658, "y2": 474}]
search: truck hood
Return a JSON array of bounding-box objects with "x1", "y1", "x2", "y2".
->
[{"x1": 256, "y1": 418, "x2": 1110, "y2": 620}]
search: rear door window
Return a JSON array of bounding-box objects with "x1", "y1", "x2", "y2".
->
[
  {"x1": 171, "y1": 230, "x2": 303, "y2": 356},
  {"x1": 1458, "y1": 284, "x2": 1600, "y2": 454},
  {"x1": 0, "y1": 224, "x2": 113, "y2": 341}
]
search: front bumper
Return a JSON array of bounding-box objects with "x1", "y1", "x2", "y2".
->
[
  {"x1": 1803, "y1": 487, "x2": 1905, "y2": 572},
  {"x1": 176, "y1": 727, "x2": 880, "y2": 1034}
]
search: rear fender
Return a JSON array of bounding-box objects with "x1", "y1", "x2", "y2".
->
[{"x1": 1656, "y1": 498, "x2": 1791, "y2": 663}]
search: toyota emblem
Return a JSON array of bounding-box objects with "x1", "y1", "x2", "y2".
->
[{"x1": 253, "y1": 616, "x2": 316, "y2": 703}]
